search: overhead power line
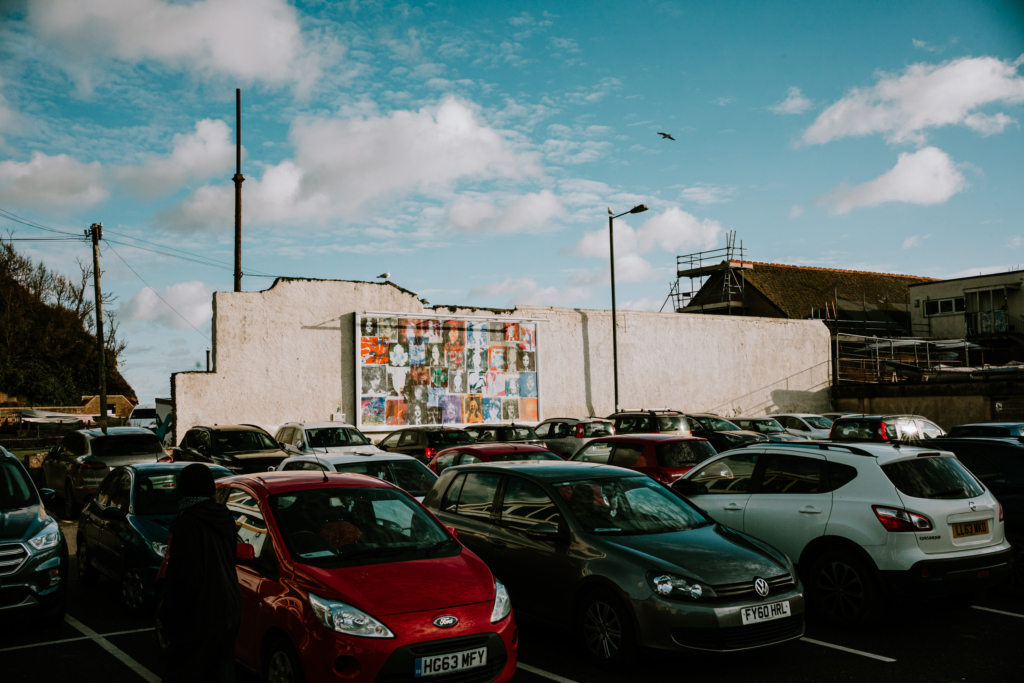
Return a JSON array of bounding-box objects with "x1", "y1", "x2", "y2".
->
[{"x1": 0, "y1": 207, "x2": 81, "y2": 236}]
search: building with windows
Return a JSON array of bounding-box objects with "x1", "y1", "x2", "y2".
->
[{"x1": 909, "y1": 271, "x2": 1024, "y2": 342}]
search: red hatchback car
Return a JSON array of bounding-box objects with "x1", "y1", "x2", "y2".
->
[
  {"x1": 214, "y1": 471, "x2": 517, "y2": 683},
  {"x1": 569, "y1": 434, "x2": 716, "y2": 483},
  {"x1": 428, "y1": 444, "x2": 564, "y2": 475}
]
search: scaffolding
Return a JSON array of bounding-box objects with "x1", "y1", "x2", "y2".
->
[{"x1": 662, "y1": 231, "x2": 749, "y2": 313}]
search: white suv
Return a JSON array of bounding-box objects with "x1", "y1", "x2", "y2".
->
[
  {"x1": 672, "y1": 442, "x2": 1012, "y2": 626},
  {"x1": 273, "y1": 422, "x2": 381, "y2": 456}
]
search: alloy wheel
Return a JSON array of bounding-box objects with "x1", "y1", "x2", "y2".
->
[
  {"x1": 267, "y1": 650, "x2": 296, "y2": 683},
  {"x1": 583, "y1": 600, "x2": 622, "y2": 660},
  {"x1": 122, "y1": 568, "x2": 145, "y2": 612},
  {"x1": 77, "y1": 543, "x2": 89, "y2": 579},
  {"x1": 816, "y1": 560, "x2": 866, "y2": 621}
]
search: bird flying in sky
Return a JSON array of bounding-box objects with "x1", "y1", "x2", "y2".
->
[{"x1": 658, "y1": 132, "x2": 675, "y2": 140}]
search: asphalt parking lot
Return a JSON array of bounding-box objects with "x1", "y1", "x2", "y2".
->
[{"x1": 2, "y1": 517, "x2": 1022, "y2": 683}]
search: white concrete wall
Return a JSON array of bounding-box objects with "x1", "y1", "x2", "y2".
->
[{"x1": 173, "y1": 279, "x2": 832, "y2": 440}]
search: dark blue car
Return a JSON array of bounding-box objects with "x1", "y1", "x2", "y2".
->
[{"x1": 76, "y1": 462, "x2": 232, "y2": 613}]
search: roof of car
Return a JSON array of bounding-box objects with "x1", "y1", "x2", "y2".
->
[
  {"x1": 441, "y1": 443, "x2": 551, "y2": 455},
  {"x1": 926, "y1": 436, "x2": 1024, "y2": 448},
  {"x1": 79, "y1": 426, "x2": 158, "y2": 437},
  {"x1": 450, "y1": 460, "x2": 631, "y2": 480},
  {"x1": 950, "y1": 422, "x2": 1024, "y2": 428},
  {"x1": 732, "y1": 416, "x2": 781, "y2": 421},
  {"x1": 741, "y1": 441, "x2": 952, "y2": 459},
  {"x1": 291, "y1": 453, "x2": 423, "y2": 465},
  {"x1": 280, "y1": 422, "x2": 357, "y2": 429},
  {"x1": 608, "y1": 410, "x2": 682, "y2": 416},
  {"x1": 766, "y1": 413, "x2": 829, "y2": 418},
  {"x1": 191, "y1": 424, "x2": 271, "y2": 432},
  {"x1": 541, "y1": 417, "x2": 610, "y2": 423},
  {"x1": 128, "y1": 462, "x2": 232, "y2": 472},
  {"x1": 219, "y1": 470, "x2": 395, "y2": 494},
  {"x1": 586, "y1": 434, "x2": 706, "y2": 443},
  {"x1": 394, "y1": 426, "x2": 469, "y2": 432}
]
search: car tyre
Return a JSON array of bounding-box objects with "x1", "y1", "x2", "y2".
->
[
  {"x1": 121, "y1": 564, "x2": 149, "y2": 614},
  {"x1": 576, "y1": 589, "x2": 636, "y2": 664},
  {"x1": 76, "y1": 537, "x2": 99, "y2": 585},
  {"x1": 809, "y1": 550, "x2": 883, "y2": 627},
  {"x1": 64, "y1": 481, "x2": 80, "y2": 519},
  {"x1": 266, "y1": 637, "x2": 305, "y2": 683}
]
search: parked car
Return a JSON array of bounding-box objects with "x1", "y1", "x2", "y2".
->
[
  {"x1": 42, "y1": 426, "x2": 168, "y2": 518},
  {"x1": 0, "y1": 446, "x2": 68, "y2": 626},
  {"x1": 731, "y1": 417, "x2": 808, "y2": 442},
  {"x1": 173, "y1": 424, "x2": 291, "y2": 474},
  {"x1": 275, "y1": 453, "x2": 438, "y2": 500},
  {"x1": 464, "y1": 424, "x2": 543, "y2": 446},
  {"x1": 212, "y1": 471, "x2": 517, "y2": 683},
  {"x1": 127, "y1": 404, "x2": 158, "y2": 430},
  {"x1": 429, "y1": 443, "x2": 564, "y2": 475},
  {"x1": 273, "y1": 421, "x2": 380, "y2": 455},
  {"x1": 684, "y1": 414, "x2": 768, "y2": 452},
  {"x1": 820, "y1": 412, "x2": 856, "y2": 422},
  {"x1": 424, "y1": 461, "x2": 805, "y2": 660},
  {"x1": 570, "y1": 435, "x2": 716, "y2": 483},
  {"x1": 947, "y1": 422, "x2": 1024, "y2": 438},
  {"x1": 76, "y1": 462, "x2": 233, "y2": 613},
  {"x1": 767, "y1": 414, "x2": 834, "y2": 440},
  {"x1": 606, "y1": 410, "x2": 690, "y2": 436},
  {"x1": 534, "y1": 417, "x2": 615, "y2": 456},
  {"x1": 672, "y1": 442, "x2": 1012, "y2": 626},
  {"x1": 376, "y1": 426, "x2": 476, "y2": 463},
  {"x1": 829, "y1": 414, "x2": 946, "y2": 443}
]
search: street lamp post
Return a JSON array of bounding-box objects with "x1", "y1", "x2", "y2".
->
[{"x1": 608, "y1": 204, "x2": 649, "y2": 412}]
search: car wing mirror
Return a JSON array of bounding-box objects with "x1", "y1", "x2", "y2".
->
[
  {"x1": 445, "y1": 526, "x2": 458, "y2": 539},
  {"x1": 48, "y1": 446, "x2": 58, "y2": 457},
  {"x1": 236, "y1": 543, "x2": 256, "y2": 560},
  {"x1": 39, "y1": 488, "x2": 56, "y2": 503},
  {"x1": 101, "y1": 505, "x2": 126, "y2": 521},
  {"x1": 672, "y1": 479, "x2": 708, "y2": 496}
]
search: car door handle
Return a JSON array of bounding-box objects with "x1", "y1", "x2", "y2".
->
[
  {"x1": 799, "y1": 506, "x2": 822, "y2": 514},
  {"x1": 723, "y1": 503, "x2": 743, "y2": 511},
  {"x1": 490, "y1": 540, "x2": 507, "y2": 549}
]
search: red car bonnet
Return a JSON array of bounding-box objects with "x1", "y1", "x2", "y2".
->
[{"x1": 293, "y1": 547, "x2": 496, "y2": 617}]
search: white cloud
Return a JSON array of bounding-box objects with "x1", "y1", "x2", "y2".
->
[
  {"x1": 542, "y1": 138, "x2": 613, "y2": 165},
  {"x1": 712, "y1": 97, "x2": 734, "y2": 106},
  {"x1": 963, "y1": 112, "x2": 1017, "y2": 136},
  {"x1": 119, "y1": 281, "x2": 214, "y2": 331},
  {"x1": 28, "y1": 0, "x2": 326, "y2": 93},
  {"x1": 163, "y1": 98, "x2": 541, "y2": 231},
  {"x1": 802, "y1": 55, "x2": 1024, "y2": 145},
  {"x1": 565, "y1": 77, "x2": 622, "y2": 104},
  {"x1": 816, "y1": 147, "x2": 966, "y2": 215},
  {"x1": 120, "y1": 119, "x2": 235, "y2": 199},
  {"x1": 467, "y1": 276, "x2": 592, "y2": 307},
  {"x1": 946, "y1": 265, "x2": 1019, "y2": 279},
  {"x1": 678, "y1": 183, "x2": 736, "y2": 205},
  {"x1": 0, "y1": 78, "x2": 20, "y2": 145},
  {"x1": 913, "y1": 39, "x2": 938, "y2": 52},
  {"x1": 0, "y1": 151, "x2": 108, "y2": 210},
  {"x1": 549, "y1": 37, "x2": 580, "y2": 54},
  {"x1": 789, "y1": 205, "x2": 804, "y2": 219},
  {"x1": 770, "y1": 86, "x2": 813, "y2": 115},
  {"x1": 1008, "y1": 236, "x2": 1023, "y2": 249},
  {"x1": 902, "y1": 234, "x2": 931, "y2": 249},
  {"x1": 447, "y1": 190, "x2": 565, "y2": 234}
]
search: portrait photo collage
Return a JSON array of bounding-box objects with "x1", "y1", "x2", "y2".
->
[{"x1": 358, "y1": 316, "x2": 540, "y2": 428}]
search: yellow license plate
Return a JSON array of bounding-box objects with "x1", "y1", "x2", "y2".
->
[{"x1": 952, "y1": 520, "x2": 989, "y2": 538}]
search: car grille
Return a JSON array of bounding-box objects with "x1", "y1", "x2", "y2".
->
[
  {"x1": 0, "y1": 543, "x2": 29, "y2": 577},
  {"x1": 711, "y1": 573, "x2": 794, "y2": 600},
  {"x1": 672, "y1": 615, "x2": 804, "y2": 651},
  {"x1": 376, "y1": 633, "x2": 506, "y2": 683}
]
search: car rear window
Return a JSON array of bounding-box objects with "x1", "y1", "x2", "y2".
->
[
  {"x1": 130, "y1": 408, "x2": 157, "y2": 419},
  {"x1": 947, "y1": 425, "x2": 1013, "y2": 438},
  {"x1": 655, "y1": 441, "x2": 716, "y2": 468},
  {"x1": 91, "y1": 435, "x2": 164, "y2": 457},
  {"x1": 881, "y1": 457, "x2": 984, "y2": 499},
  {"x1": 831, "y1": 419, "x2": 896, "y2": 441},
  {"x1": 584, "y1": 422, "x2": 614, "y2": 437},
  {"x1": 509, "y1": 427, "x2": 538, "y2": 440},
  {"x1": 488, "y1": 450, "x2": 562, "y2": 462},
  {"x1": 427, "y1": 430, "x2": 475, "y2": 445},
  {"x1": 657, "y1": 416, "x2": 683, "y2": 431}
]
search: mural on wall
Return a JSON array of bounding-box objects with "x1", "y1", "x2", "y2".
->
[{"x1": 356, "y1": 314, "x2": 541, "y2": 430}]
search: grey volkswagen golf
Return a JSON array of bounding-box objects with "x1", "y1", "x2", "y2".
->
[{"x1": 423, "y1": 461, "x2": 805, "y2": 662}]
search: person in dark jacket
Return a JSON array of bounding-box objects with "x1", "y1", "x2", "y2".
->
[{"x1": 159, "y1": 464, "x2": 242, "y2": 682}]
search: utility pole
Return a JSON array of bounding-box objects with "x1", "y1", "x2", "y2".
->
[
  {"x1": 609, "y1": 213, "x2": 620, "y2": 412},
  {"x1": 89, "y1": 223, "x2": 108, "y2": 433},
  {"x1": 233, "y1": 88, "x2": 244, "y2": 292}
]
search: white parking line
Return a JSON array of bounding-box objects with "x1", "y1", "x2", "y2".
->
[
  {"x1": 64, "y1": 615, "x2": 160, "y2": 683},
  {"x1": 517, "y1": 663, "x2": 580, "y2": 683},
  {"x1": 972, "y1": 606, "x2": 1024, "y2": 619},
  {"x1": 801, "y1": 637, "x2": 896, "y2": 663},
  {"x1": 0, "y1": 627, "x2": 155, "y2": 653}
]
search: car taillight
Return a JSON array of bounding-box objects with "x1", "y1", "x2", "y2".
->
[
  {"x1": 575, "y1": 425, "x2": 585, "y2": 439},
  {"x1": 872, "y1": 505, "x2": 932, "y2": 532},
  {"x1": 652, "y1": 470, "x2": 671, "y2": 483},
  {"x1": 425, "y1": 447, "x2": 437, "y2": 460},
  {"x1": 158, "y1": 454, "x2": 173, "y2": 463},
  {"x1": 999, "y1": 503, "x2": 1003, "y2": 522},
  {"x1": 877, "y1": 423, "x2": 888, "y2": 440},
  {"x1": 80, "y1": 461, "x2": 106, "y2": 470}
]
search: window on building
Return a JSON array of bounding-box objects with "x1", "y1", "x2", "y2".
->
[{"x1": 924, "y1": 297, "x2": 965, "y2": 316}]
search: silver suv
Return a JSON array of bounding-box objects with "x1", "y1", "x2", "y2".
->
[
  {"x1": 273, "y1": 422, "x2": 380, "y2": 456},
  {"x1": 534, "y1": 417, "x2": 615, "y2": 456}
]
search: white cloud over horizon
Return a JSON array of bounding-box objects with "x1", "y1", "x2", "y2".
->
[
  {"x1": 447, "y1": 190, "x2": 565, "y2": 234},
  {"x1": 119, "y1": 280, "x2": 214, "y2": 331},
  {"x1": 0, "y1": 151, "x2": 108, "y2": 210},
  {"x1": 771, "y1": 86, "x2": 813, "y2": 114},
  {"x1": 119, "y1": 119, "x2": 236, "y2": 199},
  {"x1": 467, "y1": 276, "x2": 592, "y2": 307}
]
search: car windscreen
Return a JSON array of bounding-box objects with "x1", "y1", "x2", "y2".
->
[
  {"x1": 552, "y1": 476, "x2": 708, "y2": 535},
  {"x1": 488, "y1": 451, "x2": 563, "y2": 462},
  {"x1": 332, "y1": 461, "x2": 438, "y2": 498},
  {"x1": 0, "y1": 459, "x2": 36, "y2": 509},
  {"x1": 804, "y1": 416, "x2": 833, "y2": 429},
  {"x1": 508, "y1": 427, "x2": 538, "y2": 440},
  {"x1": 130, "y1": 409, "x2": 157, "y2": 419},
  {"x1": 212, "y1": 430, "x2": 278, "y2": 453},
  {"x1": 426, "y1": 431, "x2": 475, "y2": 445},
  {"x1": 831, "y1": 419, "x2": 896, "y2": 441},
  {"x1": 306, "y1": 427, "x2": 370, "y2": 448},
  {"x1": 696, "y1": 416, "x2": 739, "y2": 432},
  {"x1": 881, "y1": 457, "x2": 985, "y2": 499},
  {"x1": 736, "y1": 419, "x2": 785, "y2": 434},
  {"x1": 584, "y1": 422, "x2": 614, "y2": 437},
  {"x1": 91, "y1": 435, "x2": 163, "y2": 457},
  {"x1": 269, "y1": 487, "x2": 453, "y2": 567},
  {"x1": 135, "y1": 468, "x2": 232, "y2": 515},
  {"x1": 655, "y1": 441, "x2": 717, "y2": 468}
]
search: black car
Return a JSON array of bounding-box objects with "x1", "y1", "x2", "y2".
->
[
  {"x1": 76, "y1": 462, "x2": 233, "y2": 613},
  {"x1": 925, "y1": 437, "x2": 1024, "y2": 588},
  {"x1": 947, "y1": 422, "x2": 1024, "y2": 439},
  {"x1": 0, "y1": 446, "x2": 69, "y2": 626},
  {"x1": 173, "y1": 424, "x2": 290, "y2": 473},
  {"x1": 685, "y1": 414, "x2": 768, "y2": 452},
  {"x1": 377, "y1": 427, "x2": 475, "y2": 462},
  {"x1": 463, "y1": 424, "x2": 543, "y2": 446},
  {"x1": 424, "y1": 461, "x2": 804, "y2": 661}
]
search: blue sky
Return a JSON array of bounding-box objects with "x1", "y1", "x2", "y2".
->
[{"x1": 1, "y1": 0, "x2": 1022, "y2": 402}]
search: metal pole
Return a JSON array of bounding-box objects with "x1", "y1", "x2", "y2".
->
[
  {"x1": 609, "y1": 215, "x2": 620, "y2": 412},
  {"x1": 233, "y1": 88, "x2": 244, "y2": 292},
  {"x1": 206, "y1": 347, "x2": 211, "y2": 372},
  {"x1": 90, "y1": 223, "x2": 108, "y2": 433}
]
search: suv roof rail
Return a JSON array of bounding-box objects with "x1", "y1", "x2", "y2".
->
[{"x1": 755, "y1": 441, "x2": 880, "y2": 457}]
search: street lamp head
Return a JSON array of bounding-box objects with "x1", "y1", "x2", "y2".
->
[{"x1": 629, "y1": 204, "x2": 649, "y2": 214}]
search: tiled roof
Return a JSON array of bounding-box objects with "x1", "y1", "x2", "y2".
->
[{"x1": 741, "y1": 262, "x2": 936, "y2": 319}]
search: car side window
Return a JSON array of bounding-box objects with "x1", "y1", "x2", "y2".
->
[
  {"x1": 550, "y1": 422, "x2": 570, "y2": 438},
  {"x1": 610, "y1": 444, "x2": 644, "y2": 468},
  {"x1": 281, "y1": 460, "x2": 305, "y2": 471},
  {"x1": 435, "y1": 452, "x2": 457, "y2": 473},
  {"x1": 461, "y1": 454, "x2": 483, "y2": 464},
  {"x1": 896, "y1": 418, "x2": 919, "y2": 440},
  {"x1": 94, "y1": 470, "x2": 120, "y2": 507},
  {"x1": 110, "y1": 470, "x2": 132, "y2": 509},
  {"x1": 278, "y1": 428, "x2": 294, "y2": 445},
  {"x1": 224, "y1": 487, "x2": 269, "y2": 558},
  {"x1": 758, "y1": 454, "x2": 823, "y2": 494},
  {"x1": 575, "y1": 442, "x2": 612, "y2": 463},
  {"x1": 196, "y1": 430, "x2": 212, "y2": 453},
  {"x1": 787, "y1": 417, "x2": 810, "y2": 431},
  {"x1": 953, "y1": 449, "x2": 1000, "y2": 480},
  {"x1": 454, "y1": 472, "x2": 500, "y2": 522},
  {"x1": 499, "y1": 477, "x2": 562, "y2": 531},
  {"x1": 440, "y1": 474, "x2": 466, "y2": 513},
  {"x1": 918, "y1": 421, "x2": 943, "y2": 439},
  {"x1": 66, "y1": 434, "x2": 85, "y2": 457},
  {"x1": 399, "y1": 431, "x2": 420, "y2": 446},
  {"x1": 534, "y1": 423, "x2": 551, "y2": 438},
  {"x1": 689, "y1": 453, "x2": 759, "y2": 493},
  {"x1": 823, "y1": 461, "x2": 859, "y2": 492},
  {"x1": 379, "y1": 432, "x2": 401, "y2": 448}
]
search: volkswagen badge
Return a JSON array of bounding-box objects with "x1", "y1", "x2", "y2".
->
[
  {"x1": 754, "y1": 577, "x2": 769, "y2": 598},
  {"x1": 433, "y1": 615, "x2": 458, "y2": 628}
]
